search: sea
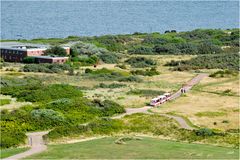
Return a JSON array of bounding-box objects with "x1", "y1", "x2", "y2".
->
[{"x1": 1, "y1": 0, "x2": 239, "y2": 40}]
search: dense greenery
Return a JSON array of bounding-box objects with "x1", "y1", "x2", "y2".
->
[
  {"x1": 23, "y1": 57, "x2": 36, "y2": 63},
  {"x1": 70, "y1": 42, "x2": 121, "y2": 64},
  {"x1": 209, "y1": 70, "x2": 239, "y2": 78},
  {"x1": 0, "y1": 77, "x2": 125, "y2": 148},
  {"x1": 1, "y1": 81, "x2": 83, "y2": 103},
  {"x1": 22, "y1": 63, "x2": 72, "y2": 73},
  {"x1": 130, "y1": 67, "x2": 159, "y2": 76},
  {"x1": 84, "y1": 68, "x2": 142, "y2": 82},
  {"x1": 165, "y1": 53, "x2": 239, "y2": 71},
  {"x1": 125, "y1": 57, "x2": 156, "y2": 68},
  {"x1": 44, "y1": 46, "x2": 67, "y2": 56},
  {"x1": 96, "y1": 83, "x2": 127, "y2": 89},
  {"x1": 5, "y1": 29, "x2": 239, "y2": 56}
]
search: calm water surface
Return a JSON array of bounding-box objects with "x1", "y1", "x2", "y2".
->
[{"x1": 1, "y1": 1, "x2": 239, "y2": 39}]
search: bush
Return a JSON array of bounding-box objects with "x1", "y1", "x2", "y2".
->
[
  {"x1": 195, "y1": 128, "x2": 215, "y2": 136},
  {"x1": 0, "y1": 131, "x2": 27, "y2": 148},
  {"x1": 31, "y1": 109, "x2": 65, "y2": 124},
  {"x1": 197, "y1": 41, "x2": 222, "y2": 54},
  {"x1": 118, "y1": 76, "x2": 142, "y2": 83},
  {"x1": 93, "y1": 99, "x2": 126, "y2": 116},
  {"x1": 131, "y1": 67, "x2": 159, "y2": 76},
  {"x1": 154, "y1": 44, "x2": 180, "y2": 54},
  {"x1": 209, "y1": 70, "x2": 238, "y2": 78},
  {"x1": 23, "y1": 57, "x2": 36, "y2": 63},
  {"x1": 165, "y1": 53, "x2": 239, "y2": 71},
  {"x1": 99, "y1": 53, "x2": 120, "y2": 64},
  {"x1": 125, "y1": 57, "x2": 156, "y2": 68},
  {"x1": 44, "y1": 46, "x2": 67, "y2": 56},
  {"x1": 97, "y1": 83, "x2": 127, "y2": 89},
  {"x1": 128, "y1": 46, "x2": 153, "y2": 55},
  {"x1": 23, "y1": 63, "x2": 72, "y2": 73},
  {"x1": 115, "y1": 64, "x2": 127, "y2": 69},
  {"x1": 1, "y1": 83, "x2": 83, "y2": 103}
]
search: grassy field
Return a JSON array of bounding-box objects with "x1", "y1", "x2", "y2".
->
[
  {"x1": 0, "y1": 147, "x2": 29, "y2": 159},
  {"x1": 0, "y1": 55, "x2": 195, "y2": 108},
  {"x1": 26, "y1": 137, "x2": 239, "y2": 159},
  {"x1": 151, "y1": 76, "x2": 239, "y2": 131}
]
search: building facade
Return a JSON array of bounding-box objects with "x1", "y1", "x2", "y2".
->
[
  {"x1": 33, "y1": 56, "x2": 69, "y2": 64},
  {"x1": 0, "y1": 43, "x2": 70, "y2": 63}
]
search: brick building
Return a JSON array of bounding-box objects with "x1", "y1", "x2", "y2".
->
[
  {"x1": 0, "y1": 42, "x2": 70, "y2": 63},
  {"x1": 33, "y1": 56, "x2": 69, "y2": 64}
]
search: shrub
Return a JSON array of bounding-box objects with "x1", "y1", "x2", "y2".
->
[
  {"x1": 97, "y1": 83, "x2": 127, "y2": 89},
  {"x1": 195, "y1": 128, "x2": 215, "y2": 136},
  {"x1": 128, "y1": 46, "x2": 153, "y2": 55},
  {"x1": 99, "y1": 53, "x2": 120, "y2": 64},
  {"x1": 131, "y1": 67, "x2": 159, "y2": 76},
  {"x1": 165, "y1": 53, "x2": 239, "y2": 71},
  {"x1": 44, "y1": 46, "x2": 67, "y2": 56},
  {"x1": 154, "y1": 44, "x2": 180, "y2": 54},
  {"x1": 118, "y1": 76, "x2": 142, "y2": 83},
  {"x1": 209, "y1": 70, "x2": 238, "y2": 78},
  {"x1": 1, "y1": 83, "x2": 83, "y2": 103},
  {"x1": 197, "y1": 41, "x2": 222, "y2": 54},
  {"x1": 125, "y1": 57, "x2": 156, "y2": 68},
  {"x1": 0, "y1": 131, "x2": 27, "y2": 148},
  {"x1": 23, "y1": 63, "x2": 72, "y2": 73},
  {"x1": 93, "y1": 99, "x2": 126, "y2": 116},
  {"x1": 85, "y1": 68, "x2": 93, "y2": 73},
  {"x1": 31, "y1": 109, "x2": 65, "y2": 124},
  {"x1": 23, "y1": 57, "x2": 36, "y2": 63},
  {"x1": 115, "y1": 64, "x2": 127, "y2": 69}
]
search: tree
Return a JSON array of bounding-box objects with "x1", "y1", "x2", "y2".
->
[{"x1": 44, "y1": 46, "x2": 67, "y2": 56}]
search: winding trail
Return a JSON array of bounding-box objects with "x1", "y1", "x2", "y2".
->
[
  {"x1": 114, "y1": 73, "x2": 208, "y2": 130},
  {"x1": 3, "y1": 131, "x2": 49, "y2": 160},
  {"x1": 4, "y1": 73, "x2": 207, "y2": 159}
]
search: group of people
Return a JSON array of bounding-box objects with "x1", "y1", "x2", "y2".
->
[{"x1": 181, "y1": 87, "x2": 186, "y2": 93}]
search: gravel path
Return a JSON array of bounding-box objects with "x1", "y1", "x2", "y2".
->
[
  {"x1": 113, "y1": 73, "x2": 208, "y2": 130},
  {"x1": 3, "y1": 131, "x2": 49, "y2": 160}
]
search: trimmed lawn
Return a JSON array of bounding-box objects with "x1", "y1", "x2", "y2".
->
[
  {"x1": 27, "y1": 137, "x2": 239, "y2": 159},
  {"x1": 0, "y1": 147, "x2": 29, "y2": 159}
]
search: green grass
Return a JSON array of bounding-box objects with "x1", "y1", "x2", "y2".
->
[
  {"x1": 26, "y1": 137, "x2": 238, "y2": 159},
  {"x1": 0, "y1": 147, "x2": 29, "y2": 159},
  {"x1": 0, "y1": 99, "x2": 11, "y2": 106}
]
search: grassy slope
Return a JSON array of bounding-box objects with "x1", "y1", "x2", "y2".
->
[
  {"x1": 26, "y1": 137, "x2": 238, "y2": 159},
  {"x1": 0, "y1": 148, "x2": 29, "y2": 159}
]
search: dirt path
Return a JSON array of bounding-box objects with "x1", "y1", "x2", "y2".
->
[
  {"x1": 113, "y1": 73, "x2": 208, "y2": 130},
  {"x1": 170, "y1": 73, "x2": 208, "y2": 100},
  {"x1": 3, "y1": 131, "x2": 49, "y2": 160}
]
